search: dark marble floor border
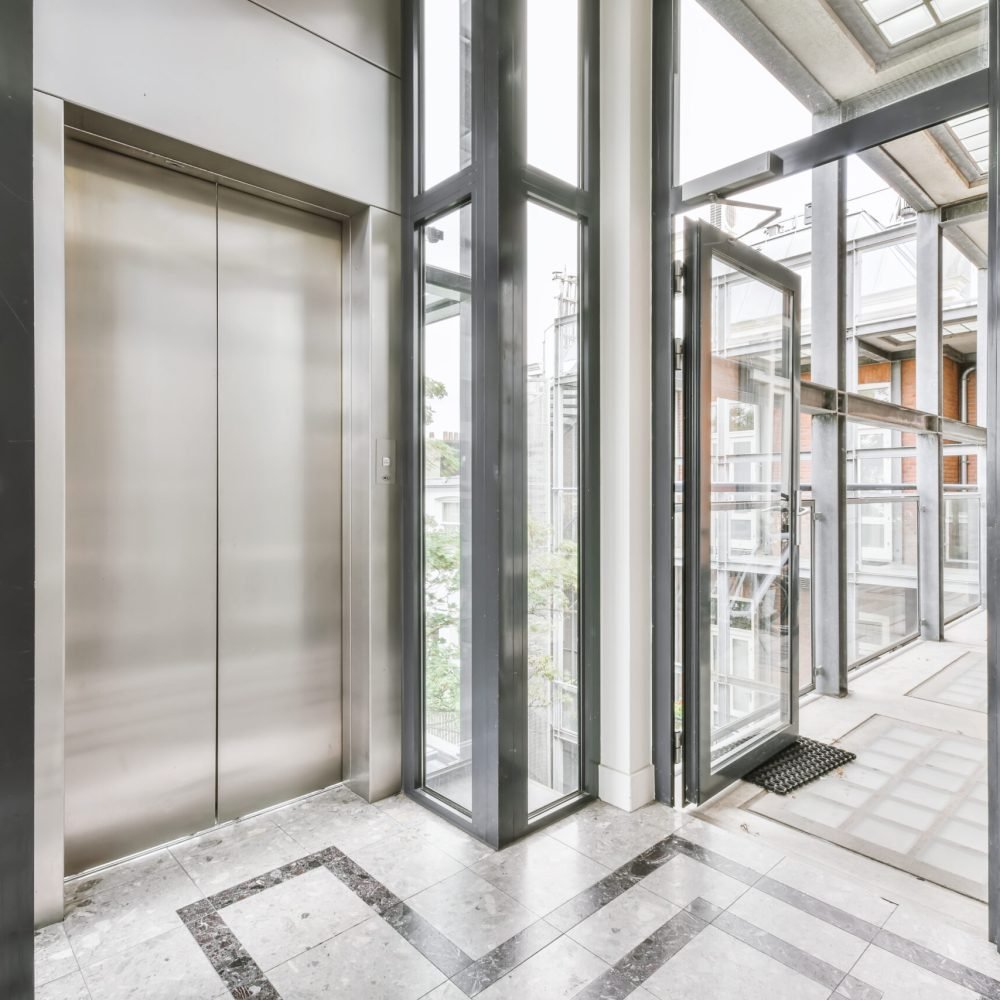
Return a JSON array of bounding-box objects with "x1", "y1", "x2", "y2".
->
[
  {"x1": 178, "y1": 899, "x2": 280, "y2": 1000},
  {"x1": 451, "y1": 920, "x2": 561, "y2": 996},
  {"x1": 174, "y1": 821, "x2": 1000, "y2": 1000}
]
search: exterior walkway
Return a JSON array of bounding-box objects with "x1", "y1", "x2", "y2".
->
[{"x1": 35, "y1": 711, "x2": 1000, "y2": 1000}]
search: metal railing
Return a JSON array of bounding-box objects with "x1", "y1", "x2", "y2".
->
[
  {"x1": 846, "y1": 495, "x2": 920, "y2": 669},
  {"x1": 943, "y1": 491, "x2": 982, "y2": 623}
]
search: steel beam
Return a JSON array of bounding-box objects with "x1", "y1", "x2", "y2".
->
[
  {"x1": 810, "y1": 161, "x2": 848, "y2": 697},
  {"x1": 916, "y1": 210, "x2": 944, "y2": 640}
]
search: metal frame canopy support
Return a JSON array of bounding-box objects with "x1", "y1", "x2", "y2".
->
[
  {"x1": 916, "y1": 210, "x2": 945, "y2": 641},
  {"x1": 811, "y1": 160, "x2": 849, "y2": 698},
  {"x1": 401, "y1": 0, "x2": 600, "y2": 849},
  {"x1": 651, "y1": 0, "x2": 995, "y2": 860}
]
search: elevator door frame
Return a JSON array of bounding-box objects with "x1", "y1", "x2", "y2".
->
[
  {"x1": 61, "y1": 132, "x2": 350, "y2": 875},
  {"x1": 36, "y1": 104, "x2": 404, "y2": 926}
]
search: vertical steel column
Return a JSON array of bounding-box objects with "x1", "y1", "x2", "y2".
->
[
  {"x1": 916, "y1": 210, "x2": 944, "y2": 641},
  {"x1": 978, "y1": 267, "x2": 988, "y2": 603},
  {"x1": 986, "y1": 0, "x2": 1000, "y2": 946},
  {"x1": 0, "y1": 0, "x2": 35, "y2": 993},
  {"x1": 652, "y1": 0, "x2": 678, "y2": 802},
  {"x1": 810, "y1": 161, "x2": 848, "y2": 697}
]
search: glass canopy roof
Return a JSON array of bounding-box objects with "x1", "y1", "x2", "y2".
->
[{"x1": 860, "y1": 0, "x2": 985, "y2": 44}]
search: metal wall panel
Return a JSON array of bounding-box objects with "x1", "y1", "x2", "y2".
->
[
  {"x1": 35, "y1": 0, "x2": 400, "y2": 213},
  {"x1": 33, "y1": 92, "x2": 67, "y2": 926},
  {"x1": 217, "y1": 188, "x2": 343, "y2": 820},
  {"x1": 64, "y1": 141, "x2": 219, "y2": 874},
  {"x1": 344, "y1": 208, "x2": 403, "y2": 803}
]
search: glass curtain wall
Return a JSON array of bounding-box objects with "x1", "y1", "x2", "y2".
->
[
  {"x1": 404, "y1": 0, "x2": 598, "y2": 845},
  {"x1": 656, "y1": 0, "x2": 990, "y2": 803}
]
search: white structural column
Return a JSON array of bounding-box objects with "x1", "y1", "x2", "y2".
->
[{"x1": 598, "y1": 0, "x2": 654, "y2": 810}]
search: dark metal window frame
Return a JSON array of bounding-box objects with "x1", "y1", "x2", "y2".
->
[
  {"x1": 402, "y1": 0, "x2": 600, "y2": 848},
  {"x1": 652, "y1": 0, "x2": 993, "y2": 830}
]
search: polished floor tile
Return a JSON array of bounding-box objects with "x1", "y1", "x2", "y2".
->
[
  {"x1": 221, "y1": 866, "x2": 372, "y2": 971},
  {"x1": 726, "y1": 887, "x2": 867, "y2": 971},
  {"x1": 63, "y1": 852, "x2": 203, "y2": 968},
  {"x1": 642, "y1": 925, "x2": 829, "y2": 1000},
  {"x1": 850, "y1": 945, "x2": 980, "y2": 1000},
  {"x1": 36, "y1": 970, "x2": 92, "y2": 1000},
  {"x1": 65, "y1": 850, "x2": 178, "y2": 906},
  {"x1": 421, "y1": 982, "x2": 471, "y2": 1000},
  {"x1": 546, "y1": 801, "x2": 685, "y2": 870},
  {"x1": 267, "y1": 915, "x2": 445, "y2": 1000},
  {"x1": 882, "y1": 901, "x2": 1000, "y2": 980},
  {"x1": 408, "y1": 869, "x2": 536, "y2": 959},
  {"x1": 80, "y1": 926, "x2": 224, "y2": 1000},
  {"x1": 270, "y1": 785, "x2": 403, "y2": 854},
  {"x1": 566, "y1": 884, "x2": 679, "y2": 966},
  {"x1": 475, "y1": 934, "x2": 609, "y2": 1000},
  {"x1": 642, "y1": 854, "x2": 749, "y2": 911},
  {"x1": 35, "y1": 922, "x2": 79, "y2": 987},
  {"x1": 765, "y1": 856, "x2": 896, "y2": 928},
  {"x1": 471, "y1": 833, "x2": 609, "y2": 915},
  {"x1": 673, "y1": 818, "x2": 782, "y2": 875},
  {"x1": 373, "y1": 795, "x2": 494, "y2": 867},
  {"x1": 170, "y1": 815, "x2": 303, "y2": 896},
  {"x1": 349, "y1": 827, "x2": 466, "y2": 899},
  {"x1": 33, "y1": 762, "x2": 1000, "y2": 1000}
]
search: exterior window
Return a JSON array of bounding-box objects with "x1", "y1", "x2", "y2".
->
[
  {"x1": 422, "y1": 0, "x2": 471, "y2": 190},
  {"x1": 527, "y1": 202, "x2": 581, "y2": 811},
  {"x1": 526, "y1": 0, "x2": 579, "y2": 184},
  {"x1": 422, "y1": 203, "x2": 472, "y2": 812}
]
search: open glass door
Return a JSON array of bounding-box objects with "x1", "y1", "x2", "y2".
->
[{"x1": 682, "y1": 218, "x2": 801, "y2": 804}]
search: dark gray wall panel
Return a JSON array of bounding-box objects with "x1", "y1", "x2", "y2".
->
[{"x1": 0, "y1": 0, "x2": 34, "y2": 994}]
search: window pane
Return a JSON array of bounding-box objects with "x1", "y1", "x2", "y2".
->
[
  {"x1": 527, "y1": 203, "x2": 580, "y2": 812},
  {"x1": 422, "y1": 203, "x2": 472, "y2": 811},
  {"x1": 527, "y1": 0, "x2": 579, "y2": 185},
  {"x1": 678, "y1": 0, "x2": 812, "y2": 184},
  {"x1": 422, "y1": 0, "x2": 471, "y2": 190}
]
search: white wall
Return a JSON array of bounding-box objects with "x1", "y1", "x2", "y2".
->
[
  {"x1": 35, "y1": 0, "x2": 400, "y2": 213},
  {"x1": 598, "y1": 0, "x2": 655, "y2": 811}
]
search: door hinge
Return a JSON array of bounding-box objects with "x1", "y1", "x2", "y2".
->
[{"x1": 672, "y1": 260, "x2": 686, "y2": 296}]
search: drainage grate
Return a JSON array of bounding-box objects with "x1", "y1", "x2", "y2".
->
[{"x1": 744, "y1": 737, "x2": 856, "y2": 795}]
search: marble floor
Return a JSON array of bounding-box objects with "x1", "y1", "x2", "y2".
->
[{"x1": 35, "y1": 746, "x2": 1000, "y2": 1000}]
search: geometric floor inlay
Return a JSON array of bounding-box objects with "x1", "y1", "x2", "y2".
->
[
  {"x1": 36, "y1": 784, "x2": 1000, "y2": 1000},
  {"x1": 747, "y1": 714, "x2": 988, "y2": 901},
  {"x1": 907, "y1": 651, "x2": 987, "y2": 713}
]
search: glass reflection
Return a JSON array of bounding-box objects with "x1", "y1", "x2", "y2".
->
[{"x1": 708, "y1": 257, "x2": 793, "y2": 770}]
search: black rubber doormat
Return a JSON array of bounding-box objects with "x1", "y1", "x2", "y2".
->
[{"x1": 744, "y1": 737, "x2": 856, "y2": 795}]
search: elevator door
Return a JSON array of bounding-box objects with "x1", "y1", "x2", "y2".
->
[
  {"x1": 65, "y1": 141, "x2": 219, "y2": 872},
  {"x1": 64, "y1": 141, "x2": 343, "y2": 874},
  {"x1": 216, "y1": 188, "x2": 343, "y2": 820}
]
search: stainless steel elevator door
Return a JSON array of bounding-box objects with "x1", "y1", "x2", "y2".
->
[
  {"x1": 64, "y1": 141, "x2": 219, "y2": 873},
  {"x1": 216, "y1": 188, "x2": 343, "y2": 820}
]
